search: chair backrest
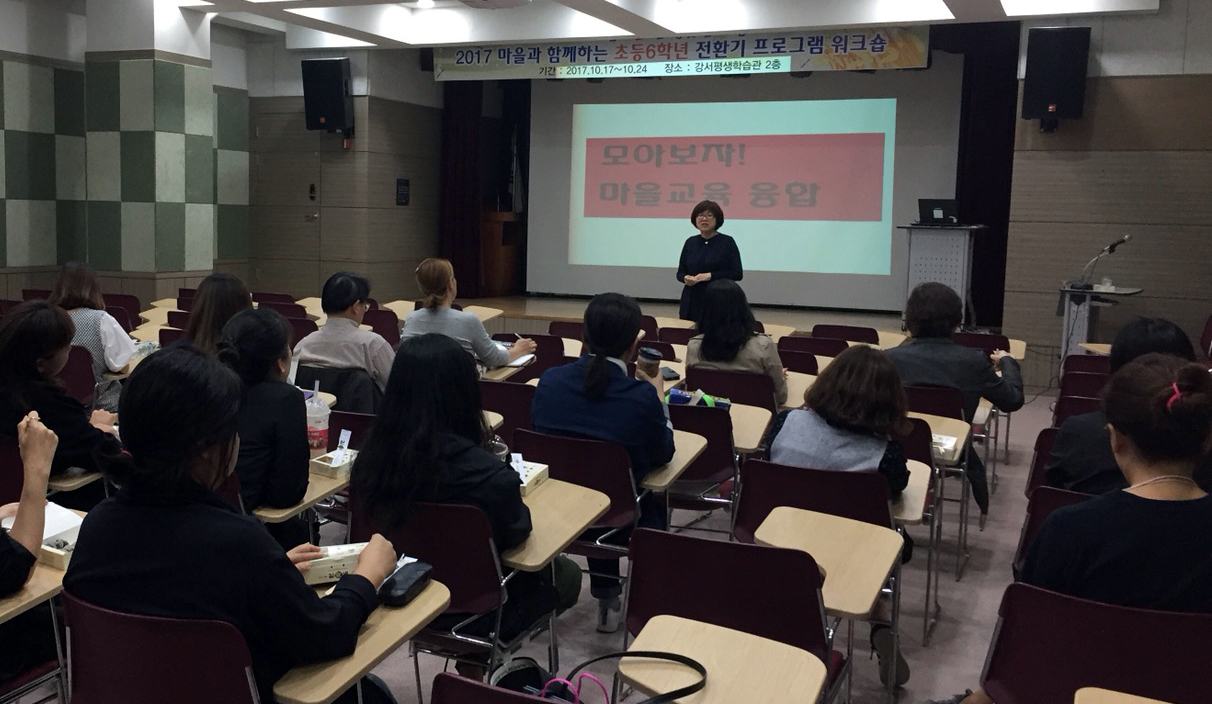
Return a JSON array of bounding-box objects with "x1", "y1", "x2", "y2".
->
[
  {"x1": 177, "y1": 288, "x2": 196, "y2": 300},
  {"x1": 953, "y1": 332, "x2": 1011, "y2": 360},
  {"x1": 667, "y1": 404, "x2": 737, "y2": 485},
  {"x1": 22, "y1": 289, "x2": 50, "y2": 301},
  {"x1": 778, "y1": 349, "x2": 819, "y2": 375},
  {"x1": 1024, "y1": 427, "x2": 1059, "y2": 500},
  {"x1": 1060, "y1": 371, "x2": 1110, "y2": 400},
  {"x1": 490, "y1": 333, "x2": 566, "y2": 383},
  {"x1": 733, "y1": 458, "x2": 893, "y2": 543},
  {"x1": 0, "y1": 440, "x2": 22, "y2": 505},
  {"x1": 61, "y1": 346, "x2": 97, "y2": 407},
  {"x1": 1053, "y1": 396, "x2": 1100, "y2": 426},
  {"x1": 105, "y1": 306, "x2": 136, "y2": 333},
  {"x1": 361, "y1": 308, "x2": 400, "y2": 347},
  {"x1": 364, "y1": 297, "x2": 378, "y2": 309},
  {"x1": 982, "y1": 583, "x2": 1212, "y2": 704},
  {"x1": 102, "y1": 294, "x2": 142, "y2": 323},
  {"x1": 176, "y1": 297, "x2": 194, "y2": 312},
  {"x1": 432, "y1": 672, "x2": 549, "y2": 704},
  {"x1": 350, "y1": 500, "x2": 502, "y2": 615},
  {"x1": 639, "y1": 315, "x2": 658, "y2": 341},
  {"x1": 257, "y1": 301, "x2": 308, "y2": 319},
  {"x1": 1012, "y1": 486, "x2": 1091, "y2": 578},
  {"x1": 752, "y1": 320, "x2": 766, "y2": 334},
  {"x1": 165, "y1": 310, "x2": 190, "y2": 329},
  {"x1": 811, "y1": 324, "x2": 879, "y2": 344},
  {"x1": 0, "y1": 299, "x2": 22, "y2": 314},
  {"x1": 685, "y1": 367, "x2": 778, "y2": 414},
  {"x1": 1202, "y1": 315, "x2": 1212, "y2": 359},
  {"x1": 905, "y1": 385, "x2": 966, "y2": 421},
  {"x1": 658, "y1": 327, "x2": 696, "y2": 345},
  {"x1": 512, "y1": 429, "x2": 637, "y2": 529},
  {"x1": 1062, "y1": 354, "x2": 1111, "y2": 375},
  {"x1": 327, "y1": 410, "x2": 377, "y2": 451},
  {"x1": 626, "y1": 528, "x2": 832, "y2": 664},
  {"x1": 547, "y1": 320, "x2": 583, "y2": 340},
  {"x1": 287, "y1": 317, "x2": 319, "y2": 347},
  {"x1": 251, "y1": 291, "x2": 294, "y2": 304},
  {"x1": 295, "y1": 365, "x2": 383, "y2": 414},
  {"x1": 478, "y1": 379, "x2": 535, "y2": 447},
  {"x1": 777, "y1": 335, "x2": 849, "y2": 357},
  {"x1": 895, "y1": 417, "x2": 935, "y2": 468},
  {"x1": 636, "y1": 340, "x2": 676, "y2": 362},
  {"x1": 159, "y1": 327, "x2": 185, "y2": 347},
  {"x1": 62, "y1": 591, "x2": 258, "y2": 704}
]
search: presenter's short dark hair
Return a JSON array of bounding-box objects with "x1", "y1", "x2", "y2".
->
[
  {"x1": 690, "y1": 200, "x2": 724, "y2": 228},
  {"x1": 904, "y1": 282, "x2": 962, "y2": 339},
  {"x1": 321, "y1": 272, "x2": 371, "y2": 314}
]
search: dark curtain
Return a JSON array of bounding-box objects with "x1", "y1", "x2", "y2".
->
[
  {"x1": 439, "y1": 80, "x2": 485, "y2": 297},
  {"x1": 933, "y1": 23, "x2": 1021, "y2": 328}
]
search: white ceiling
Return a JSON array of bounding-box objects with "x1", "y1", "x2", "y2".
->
[{"x1": 179, "y1": 0, "x2": 1160, "y2": 49}]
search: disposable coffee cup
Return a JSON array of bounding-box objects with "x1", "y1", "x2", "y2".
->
[{"x1": 637, "y1": 347, "x2": 662, "y2": 379}]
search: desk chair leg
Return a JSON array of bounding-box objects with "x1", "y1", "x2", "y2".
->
[
  {"x1": 356, "y1": 679, "x2": 364, "y2": 704},
  {"x1": 1002, "y1": 412, "x2": 1013, "y2": 463},
  {"x1": 411, "y1": 645, "x2": 425, "y2": 704},
  {"x1": 51, "y1": 595, "x2": 68, "y2": 704},
  {"x1": 844, "y1": 620, "x2": 854, "y2": 704},
  {"x1": 922, "y1": 470, "x2": 942, "y2": 647},
  {"x1": 886, "y1": 562, "x2": 902, "y2": 704}
]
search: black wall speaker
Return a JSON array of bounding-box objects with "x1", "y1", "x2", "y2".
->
[
  {"x1": 301, "y1": 57, "x2": 354, "y2": 133},
  {"x1": 1022, "y1": 26, "x2": 1091, "y2": 125}
]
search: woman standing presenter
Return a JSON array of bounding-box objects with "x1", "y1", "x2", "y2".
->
[{"x1": 676, "y1": 200, "x2": 743, "y2": 322}]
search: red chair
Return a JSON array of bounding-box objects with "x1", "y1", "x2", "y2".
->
[
  {"x1": 953, "y1": 332, "x2": 1010, "y2": 360},
  {"x1": 257, "y1": 301, "x2": 308, "y2": 319},
  {"x1": 626, "y1": 529, "x2": 846, "y2": 699},
  {"x1": 361, "y1": 308, "x2": 400, "y2": 347},
  {"x1": 251, "y1": 291, "x2": 294, "y2": 304},
  {"x1": 658, "y1": 327, "x2": 696, "y2": 345},
  {"x1": 478, "y1": 380, "x2": 535, "y2": 447},
  {"x1": 752, "y1": 320, "x2": 766, "y2": 333},
  {"x1": 904, "y1": 385, "x2": 971, "y2": 576},
  {"x1": 1012, "y1": 486, "x2": 1091, "y2": 579},
  {"x1": 287, "y1": 318, "x2": 318, "y2": 346},
  {"x1": 685, "y1": 367, "x2": 778, "y2": 414},
  {"x1": 811, "y1": 324, "x2": 878, "y2": 344},
  {"x1": 101, "y1": 294, "x2": 142, "y2": 324},
  {"x1": 547, "y1": 320, "x2": 583, "y2": 340},
  {"x1": 165, "y1": 310, "x2": 190, "y2": 329},
  {"x1": 665, "y1": 404, "x2": 739, "y2": 525},
  {"x1": 105, "y1": 306, "x2": 136, "y2": 333},
  {"x1": 1053, "y1": 396, "x2": 1100, "y2": 426},
  {"x1": 904, "y1": 385, "x2": 966, "y2": 422},
  {"x1": 1201, "y1": 315, "x2": 1212, "y2": 359},
  {"x1": 159, "y1": 328, "x2": 185, "y2": 347},
  {"x1": 490, "y1": 334, "x2": 565, "y2": 384},
  {"x1": 1060, "y1": 371, "x2": 1109, "y2": 400},
  {"x1": 0, "y1": 440, "x2": 23, "y2": 506},
  {"x1": 22, "y1": 289, "x2": 50, "y2": 301},
  {"x1": 981, "y1": 583, "x2": 1212, "y2": 704},
  {"x1": 1062, "y1": 354, "x2": 1111, "y2": 375},
  {"x1": 177, "y1": 288, "x2": 195, "y2": 300},
  {"x1": 431, "y1": 673, "x2": 548, "y2": 703},
  {"x1": 61, "y1": 346, "x2": 97, "y2": 408},
  {"x1": 639, "y1": 315, "x2": 658, "y2": 342},
  {"x1": 62, "y1": 591, "x2": 259, "y2": 703},
  {"x1": 0, "y1": 661, "x2": 62, "y2": 704},
  {"x1": 732, "y1": 458, "x2": 893, "y2": 543},
  {"x1": 636, "y1": 340, "x2": 677, "y2": 362},
  {"x1": 326, "y1": 410, "x2": 376, "y2": 452},
  {"x1": 364, "y1": 298, "x2": 378, "y2": 309},
  {"x1": 176, "y1": 297, "x2": 194, "y2": 312},
  {"x1": 1024, "y1": 427, "x2": 1058, "y2": 500},
  {"x1": 778, "y1": 335, "x2": 849, "y2": 357},
  {"x1": 896, "y1": 417, "x2": 935, "y2": 468},
  {"x1": 778, "y1": 349, "x2": 819, "y2": 375}
]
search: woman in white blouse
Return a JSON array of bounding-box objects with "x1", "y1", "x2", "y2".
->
[{"x1": 48, "y1": 262, "x2": 136, "y2": 410}]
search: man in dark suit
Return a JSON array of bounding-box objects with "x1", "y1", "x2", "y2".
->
[{"x1": 884, "y1": 282, "x2": 1024, "y2": 515}]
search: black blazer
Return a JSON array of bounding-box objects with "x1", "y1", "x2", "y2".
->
[
  {"x1": 675, "y1": 233, "x2": 743, "y2": 322},
  {"x1": 884, "y1": 337, "x2": 1024, "y2": 422},
  {"x1": 0, "y1": 383, "x2": 120, "y2": 475},
  {"x1": 1045, "y1": 410, "x2": 1126, "y2": 495},
  {"x1": 235, "y1": 380, "x2": 310, "y2": 511}
]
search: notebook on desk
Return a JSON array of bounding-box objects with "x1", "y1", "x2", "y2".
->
[
  {"x1": 506, "y1": 353, "x2": 536, "y2": 367},
  {"x1": 932, "y1": 434, "x2": 957, "y2": 454}
]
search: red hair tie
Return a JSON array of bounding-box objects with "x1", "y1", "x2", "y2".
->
[{"x1": 1166, "y1": 382, "x2": 1182, "y2": 412}]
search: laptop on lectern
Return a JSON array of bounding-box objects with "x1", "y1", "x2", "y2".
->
[{"x1": 917, "y1": 199, "x2": 959, "y2": 225}]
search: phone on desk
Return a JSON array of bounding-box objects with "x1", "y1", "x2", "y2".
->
[{"x1": 660, "y1": 367, "x2": 680, "y2": 381}]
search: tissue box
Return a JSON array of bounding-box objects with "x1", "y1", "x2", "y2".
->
[
  {"x1": 39, "y1": 503, "x2": 82, "y2": 570},
  {"x1": 304, "y1": 542, "x2": 368, "y2": 585},
  {"x1": 515, "y1": 461, "x2": 549, "y2": 496},
  {"x1": 309, "y1": 449, "x2": 359, "y2": 478}
]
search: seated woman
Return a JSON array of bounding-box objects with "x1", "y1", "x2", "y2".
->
[
  {"x1": 0, "y1": 302, "x2": 120, "y2": 477},
  {"x1": 0, "y1": 413, "x2": 59, "y2": 683},
  {"x1": 63, "y1": 345, "x2": 398, "y2": 704},
  {"x1": 217, "y1": 307, "x2": 310, "y2": 549},
  {"x1": 401, "y1": 258, "x2": 535, "y2": 367},
  {"x1": 531, "y1": 292, "x2": 675, "y2": 633},
  {"x1": 685, "y1": 280, "x2": 787, "y2": 407},
  {"x1": 351, "y1": 333, "x2": 579, "y2": 673},
  {"x1": 183, "y1": 272, "x2": 252, "y2": 354},
  {"x1": 47, "y1": 262, "x2": 136, "y2": 411},
  {"x1": 928, "y1": 352, "x2": 1212, "y2": 704}
]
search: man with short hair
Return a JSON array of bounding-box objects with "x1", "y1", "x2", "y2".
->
[{"x1": 293, "y1": 272, "x2": 394, "y2": 391}]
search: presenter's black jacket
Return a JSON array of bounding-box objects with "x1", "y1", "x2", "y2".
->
[
  {"x1": 64, "y1": 481, "x2": 378, "y2": 703},
  {"x1": 676, "y1": 233, "x2": 743, "y2": 322}
]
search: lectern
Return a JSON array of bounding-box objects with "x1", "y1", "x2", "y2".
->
[
  {"x1": 897, "y1": 224, "x2": 987, "y2": 324},
  {"x1": 1057, "y1": 286, "x2": 1142, "y2": 360}
]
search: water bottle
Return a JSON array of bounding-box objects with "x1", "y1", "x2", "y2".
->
[{"x1": 305, "y1": 381, "x2": 330, "y2": 450}]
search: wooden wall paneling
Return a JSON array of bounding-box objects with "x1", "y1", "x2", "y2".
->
[
  {"x1": 320, "y1": 97, "x2": 370, "y2": 153},
  {"x1": 249, "y1": 104, "x2": 320, "y2": 154},
  {"x1": 320, "y1": 150, "x2": 370, "y2": 209},
  {"x1": 363, "y1": 207, "x2": 438, "y2": 262},
  {"x1": 253, "y1": 151, "x2": 322, "y2": 207},
  {"x1": 252, "y1": 258, "x2": 320, "y2": 298},
  {"x1": 250, "y1": 206, "x2": 320, "y2": 260},
  {"x1": 319, "y1": 207, "x2": 369, "y2": 262},
  {"x1": 367, "y1": 152, "x2": 440, "y2": 209},
  {"x1": 366, "y1": 97, "x2": 442, "y2": 159}
]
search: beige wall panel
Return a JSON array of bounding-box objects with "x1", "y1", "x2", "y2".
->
[
  {"x1": 1015, "y1": 76, "x2": 1212, "y2": 153},
  {"x1": 252, "y1": 151, "x2": 322, "y2": 207},
  {"x1": 320, "y1": 97, "x2": 369, "y2": 154},
  {"x1": 252, "y1": 258, "x2": 320, "y2": 298},
  {"x1": 320, "y1": 150, "x2": 370, "y2": 209},
  {"x1": 1096, "y1": 297, "x2": 1212, "y2": 350},
  {"x1": 363, "y1": 207, "x2": 439, "y2": 262},
  {"x1": 214, "y1": 259, "x2": 250, "y2": 283},
  {"x1": 1002, "y1": 290, "x2": 1064, "y2": 347},
  {"x1": 249, "y1": 108, "x2": 320, "y2": 154},
  {"x1": 4, "y1": 270, "x2": 59, "y2": 299},
  {"x1": 366, "y1": 97, "x2": 442, "y2": 159},
  {"x1": 319, "y1": 207, "x2": 369, "y2": 262},
  {"x1": 250, "y1": 206, "x2": 320, "y2": 260},
  {"x1": 366, "y1": 152, "x2": 440, "y2": 210},
  {"x1": 1010, "y1": 151, "x2": 1212, "y2": 226},
  {"x1": 318, "y1": 259, "x2": 415, "y2": 302}
]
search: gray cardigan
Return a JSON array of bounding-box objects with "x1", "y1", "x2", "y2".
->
[{"x1": 401, "y1": 306, "x2": 510, "y2": 367}]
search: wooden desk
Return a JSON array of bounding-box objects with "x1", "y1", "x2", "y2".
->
[
  {"x1": 760, "y1": 323, "x2": 796, "y2": 343},
  {"x1": 619, "y1": 615, "x2": 826, "y2": 704},
  {"x1": 878, "y1": 331, "x2": 907, "y2": 350},
  {"x1": 296, "y1": 297, "x2": 322, "y2": 312},
  {"x1": 482, "y1": 364, "x2": 524, "y2": 381},
  {"x1": 908, "y1": 412, "x2": 972, "y2": 465},
  {"x1": 149, "y1": 298, "x2": 176, "y2": 309},
  {"x1": 1009, "y1": 338, "x2": 1027, "y2": 360},
  {"x1": 501, "y1": 480, "x2": 609, "y2": 572},
  {"x1": 641, "y1": 430, "x2": 707, "y2": 491},
  {"x1": 973, "y1": 399, "x2": 992, "y2": 427},
  {"x1": 0, "y1": 563, "x2": 64, "y2": 624},
  {"x1": 892, "y1": 460, "x2": 931, "y2": 525},
  {"x1": 669, "y1": 343, "x2": 687, "y2": 362},
  {"x1": 653, "y1": 316, "x2": 694, "y2": 330},
  {"x1": 274, "y1": 581, "x2": 451, "y2": 704},
  {"x1": 755, "y1": 506, "x2": 903, "y2": 619},
  {"x1": 484, "y1": 410, "x2": 503, "y2": 431},
  {"x1": 1075, "y1": 689, "x2": 1172, "y2": 704},
  {"x1": 314, "y1": 391, "x2": 337, "y2": 408},
  {"x1": 253, "y1": 472, "x2": 349, "y2": 523},
  {"x1": 131, "y1": 324, "x2": 164, "y2": 343},
  {"x1": 561, "y1": 337, "x2": 583, "y2": 358},
  {"x1": 379, "y1": 300, "x2": 412, "y2": 322},
  {"x1": 48, "y1": 470, "x2": 104, "y2": 494},
  {"x1": 102, "y1": 350, "x2": 151, "y2": 381},
  {"x1": 730, "y1": 403, "x2": 772, "y2": 454},
  {"x1": 139, "y1": 307, "x2": 172, "y2": 326},
  {"x1": 1079, "y1": 342, "x2": 1111, "y2": 356},
  {"x1": 462, "y1": 305, "x2": 503, "y2": 324},
  {"x1": 783, "y1": 371, "x2": 815, "y2": 409}
]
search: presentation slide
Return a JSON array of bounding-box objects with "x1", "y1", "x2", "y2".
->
[{"x1": 569, "y1": 99, "x2": 897, "y2": 276}]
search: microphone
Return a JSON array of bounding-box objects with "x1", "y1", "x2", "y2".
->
[{"x1": 1103, "y1": 234, "x2": 1132, "y2": 254}]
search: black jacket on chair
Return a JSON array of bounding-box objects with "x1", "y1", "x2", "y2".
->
[{"x1": 295, "y1": 366, "x2": 383, "y2": 414}]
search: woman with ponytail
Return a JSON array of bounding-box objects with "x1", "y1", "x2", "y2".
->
[
  {"x1": 531, "y1": 292, "x2": 675, "y2": 633},
  {"x1": 217, "y1": 307, "x2": 310, "y2": 548},
  {"x1": 400, "y1": 258, "x2": 535, "y2": 367}
]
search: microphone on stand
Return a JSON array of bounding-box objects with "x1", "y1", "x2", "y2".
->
[
  {"x1": 1103, "y1": 234, "x2": 1132, "y2": 254},
  {"x1": 1069, "y1": 235, "x2": 1133, "y2": 290}
]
